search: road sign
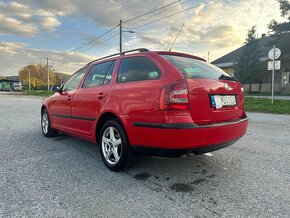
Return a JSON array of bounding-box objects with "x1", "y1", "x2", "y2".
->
[
  {"x1": 268, "y1": 60, "x2": 281, "y2": 70},
  {"x1": 268, "y1": 48, "x2": 281, "y2": 60}
]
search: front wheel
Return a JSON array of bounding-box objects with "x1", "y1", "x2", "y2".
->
[
  {"x1": 99, "y1": 120, "x2": 134, "y2": 171},
  {"x1": 41, "y1": 108, "x2": 58, "y2": 137}
]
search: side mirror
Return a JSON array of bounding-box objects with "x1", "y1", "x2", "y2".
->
[{"x1": 51, "y1": 85, "x2": 61, "y2": 93}]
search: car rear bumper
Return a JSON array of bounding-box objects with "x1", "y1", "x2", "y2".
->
[
  {"x1": 131, "y1": 139, "x2": 239, "y2": 157},
  {"x1": 127, "y1": 115, "x2": 248, "y2": 152}
]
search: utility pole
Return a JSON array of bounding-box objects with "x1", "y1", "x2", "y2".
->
[
  {"x1": 47, "y1": 57, "x2": 49, "y2": 91},
  {"x1": 60, "y1": 73, "x2": 63, "y2": 85},
  {"x1": 28, "y1": 68, "x2": 31, "y2": 91},
  {"x1": 119, "y1": 20, "x2": 122, "y2": 54}
]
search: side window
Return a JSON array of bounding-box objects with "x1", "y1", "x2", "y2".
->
[
  {"x1": 83, "y1": 61, "x2": 116, "y2": 88},
  {"x1": 118, "y1": 57, "x2": 161, "y2": 83},
  {"x1": 62, "y1": 67, "x2": 87, "y2": 92}
]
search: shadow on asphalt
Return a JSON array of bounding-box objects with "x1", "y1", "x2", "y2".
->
[{"x1": 51, "y1": 132, "x2": 232, "y2": 197}]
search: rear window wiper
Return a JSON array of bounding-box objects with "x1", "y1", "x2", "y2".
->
[{"x1": 218, "y1": 74, "x2": 238, "y2": 82}]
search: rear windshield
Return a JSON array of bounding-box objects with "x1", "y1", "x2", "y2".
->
[{"x1": 162, "y1": 55, "x2": 237, "y2": 82}]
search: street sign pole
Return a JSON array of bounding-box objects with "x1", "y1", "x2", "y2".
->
[{"x1": 271, "y1": 45, "x2": 276, "y2": 104}]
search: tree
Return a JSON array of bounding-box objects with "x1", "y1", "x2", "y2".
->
[
  {"x1": 279, "y1": 0, "x2": 290, "y2": 19},
  {"x1": 235, "y1": 26, "x2": 263, "y2": 93},
  {"x1": 268, "y1": 0, "x2": 290, "y2": 72},
  {"x1": 19, "y1": 63, "x2": 59, "y2": 89}
]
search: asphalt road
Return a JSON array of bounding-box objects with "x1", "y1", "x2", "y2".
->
[{"x1": 0, "y1": 95, "x2": 289, "y2": 217}]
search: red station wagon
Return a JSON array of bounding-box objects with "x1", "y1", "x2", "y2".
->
[{"x1": 41, "y1": 48, "x2": 248, "y2": 171}]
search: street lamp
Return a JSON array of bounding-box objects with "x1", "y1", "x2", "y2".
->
[{"x1": 123, "y1": 30, "x2": 135, "y2": 34}]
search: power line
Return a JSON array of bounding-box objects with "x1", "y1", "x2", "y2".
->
[
  {"x1": 55, "y1": 1, "x2": 183, "y2": 55},
  {"x1": 75, "y1": 33, "x2": 120, "y2": 53},
  {"x1": 122, "y1": 27, "x2": 163, "y2": 46},
  {"x1": 125, "y1": 0, "x2": 193, "y2": 28},
  {"x1": 21, "y1": 0, "x2": 212, "y2": 60},
  {"x1": 127, "y1": 0, "x2": 214, "y2": 30},
  {"x1": 49, "y1": 0, "x2": 214, "y2": 56},
  {"x1": 123, "y1": 0, "x2": 181, "y2": 23},
  {"x1": 71, "y1": 25, "x2": 119, "y2": 52},
  {"x1": 67, "y1": 1, "x2": 181, "y2": 53},
  {"x1": 123, "y1": 32, "x2": 133, "y2": 49}
]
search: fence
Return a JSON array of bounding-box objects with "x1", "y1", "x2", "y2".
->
[{"x1": 243, "y1": 83, "x2": 290, "y2": 93}]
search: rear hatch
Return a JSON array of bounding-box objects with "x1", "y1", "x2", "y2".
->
[{"x1": 162, "y1": 54, "x2": 245, "y2": 125}]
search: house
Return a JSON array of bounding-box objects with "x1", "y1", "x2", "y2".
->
[{"x1": 211, "y1": 35, "x2": 290, "y2": 93}]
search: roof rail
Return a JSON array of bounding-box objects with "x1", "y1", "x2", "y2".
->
[{"x1": 86, "y1": 48, "x2": 149, "y2": 66}]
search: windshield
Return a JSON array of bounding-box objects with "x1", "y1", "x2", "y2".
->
[{"x1": 162, "y1": 55, "x2": 238, "y2": 82}]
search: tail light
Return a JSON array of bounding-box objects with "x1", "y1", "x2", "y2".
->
[{"x1": 159, "y1": 80, "x2": 189, "y2": 111}]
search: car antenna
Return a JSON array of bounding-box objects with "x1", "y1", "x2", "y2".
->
[{"x1": 169, "y1": 23, "x2": 184, "y2": 52}]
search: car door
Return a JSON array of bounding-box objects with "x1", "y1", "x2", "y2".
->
[
  {"x1": 109, "y1": 56, "x2": 164, "y2": 116},
  {"x1": 71, "y1": 60, "x2": 116, "y2": 135},
  {"x1": 49, "y1": 67, "x2": 87, "y2": 130}
]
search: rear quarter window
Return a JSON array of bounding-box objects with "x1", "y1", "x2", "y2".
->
[
  {"x1": 83, "y1": 61, "x2": 115, "y2": 88},
  {"x1": 162, "y1": 55, "x2": 237, "y2": 82},
  {"x1": 118, "y1": 56, "x2": 161, "y2": 83}
]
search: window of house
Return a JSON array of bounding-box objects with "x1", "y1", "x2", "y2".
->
[
  {"x1": 83, "y1": 61, "x2": 116, "y2": 88},
  {"x1": 118, "y1": 57, "x2": 161, "y2": 83}
]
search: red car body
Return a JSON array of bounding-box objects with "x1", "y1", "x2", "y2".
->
[{"x1": 42, "y1": 49, "x2": 248, "y2": 169}]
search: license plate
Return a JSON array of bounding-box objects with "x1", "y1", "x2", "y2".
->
[{"x1": 211, "y1": 95, "x2": 236, "y2": 109}]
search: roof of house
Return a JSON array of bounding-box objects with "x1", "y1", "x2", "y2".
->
[
  {"x1": 0, "y1": 78, "x2": 19, "y2": 82},
  {"x1": 5, "y1": 76, "x2": 20, "y2": 81},
  {"x1": 211, "y1": 36, "x2": 274, "y2": 67}
]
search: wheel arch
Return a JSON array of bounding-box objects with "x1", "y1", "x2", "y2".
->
[
  {"x1": 41, "y1": 105, "x2": 47, "y2": 113},
  {"x1": 95, "y1": 112, "x2": 129, "y2": 144}
]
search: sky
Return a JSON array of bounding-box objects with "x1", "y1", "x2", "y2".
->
[{"x1": 0, "y1": 0, "x2": 286, "y2": 76}]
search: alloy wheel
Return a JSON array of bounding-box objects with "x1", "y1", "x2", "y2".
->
[
  {"x1": 101, "y1": 127, "x2": 122, "y2": 165},
  {"x1": 42, "y1": 113, "x2": 49, "y2": 134}
]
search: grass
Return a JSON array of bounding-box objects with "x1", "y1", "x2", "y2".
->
[
  {"x1": 22, "y1": 90, "x2": 290, "y2": 115},
  {"x1": 24, "y1": 90, "x2": 54, "y2": 97},
  {"x1": 245, "y1": 97, "x2": 290, "y2": 115}
]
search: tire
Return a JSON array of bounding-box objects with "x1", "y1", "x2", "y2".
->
[
  {"x1": 41, "y1": 108, "x2": 58, "y2": 137},
  {"x1": 99, "y1": 120, "x2": 135, "y2": 171}
]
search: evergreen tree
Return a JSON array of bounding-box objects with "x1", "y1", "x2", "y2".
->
[
  {"x1": 235, "y1": 26, "x2": 263, "y2": 92},
  {"x1": 268, "y1": 0, "x2": 290, "y2": 71}
]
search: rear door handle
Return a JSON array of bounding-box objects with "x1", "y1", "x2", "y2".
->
[
  {"x1": 97, "y1": 93, "x2": 105, "y2": 99},
  {"x1": 68, "y1": 95, "x2": 73, "y2": 101}
]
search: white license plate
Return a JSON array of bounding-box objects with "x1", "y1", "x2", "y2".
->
[{"x1": 212, "y1": 95, "x2": 236, "y2": 109}]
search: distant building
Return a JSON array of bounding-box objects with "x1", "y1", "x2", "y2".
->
[
  {"x1": 211, "y1": 35, "x2": 290, "y2": 88},
  {"x1": 5, "y1": 75, "x2": 20, "y2": 81},
  {"x1": 0, "y1": 77, "x2": 22, "y2": 91}
]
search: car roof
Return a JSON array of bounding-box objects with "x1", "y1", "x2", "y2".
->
[{"x1": 85, "y1": 48, "x2": 206, "y2": 67}]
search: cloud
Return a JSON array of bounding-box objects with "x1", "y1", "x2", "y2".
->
[
  {"x1": 0, "y1": 1, "x2": 61, "y2": 36},
  {"x1": 37, "y1": 17, "x2": 60, "y2": 31},
  {"x1": 0, "y1": 15, "x2": 37, "y2": 37},
  {"x1": 0, "y1": 41, "x2": 93, "y2": 76},
  {"x1": 21, "y1": 0, "x2": 184, "y2": 26},
  {"x1": 21, "y1": 0, "x2": 76, "y2": 16},
  {"x1": 0, "y1": 0, "x2": 286, "y2": 75}
]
